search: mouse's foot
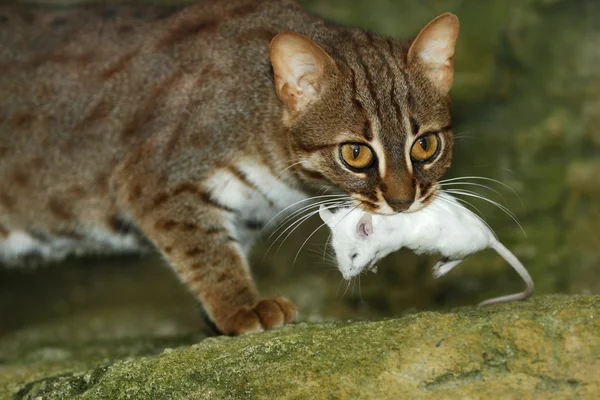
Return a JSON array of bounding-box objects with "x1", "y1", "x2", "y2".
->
[{"x1": 432, "y1": 259, "x2": 463, "y2": 279}]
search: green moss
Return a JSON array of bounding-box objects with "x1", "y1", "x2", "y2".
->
[{"x1": 6, "y1": 295, "x2": 599, "y2": 399}]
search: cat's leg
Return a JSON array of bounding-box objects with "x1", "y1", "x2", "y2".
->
[
  {"x1": 432, "y1": 258, "x2": 463, "y2": 279},
  {"x1": 113, "y1": 167, "x2": 296, "y2": 336}
]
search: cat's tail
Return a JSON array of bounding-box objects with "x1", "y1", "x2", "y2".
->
[{"x1": 478, "y1": 240, "x2": 535, "y2": 307}]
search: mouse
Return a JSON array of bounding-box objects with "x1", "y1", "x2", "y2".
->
[{"x1": 318, "y1": 192, "x2": 534, "y2": 306}]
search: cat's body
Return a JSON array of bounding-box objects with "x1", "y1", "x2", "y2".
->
[
  {"x1": 0, "y1": 1, "x2": 312, "y2": 264},
  {"x1": 1, "y1": 1, "x2": 460, "y2": 334},
  {"x1": 319, "y1": 192, "x2": 535, "y2": 306}
]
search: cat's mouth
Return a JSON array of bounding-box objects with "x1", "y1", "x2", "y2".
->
[
  {"x1": 401, "y1": 187, "x2": 440, "y2": 214},
  {"x1": 353, "y1": 199, "x2": 396, "y2": 215},
  {"x1": 351, "y1": 185, "x2": 439, "y2": 215}
]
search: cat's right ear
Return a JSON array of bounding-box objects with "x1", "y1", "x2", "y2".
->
[
  {"x1": 269, "y1": 32, "x2": 336, "y2": 113},
  {"x1": 408, "y1": 13, "x2": 460, "y2": 94},
  {"x1": 319, "y1": 205, "x2": 335, "y2": 228},
  {"x1": 357, "y1": 213, "x2": 373, "y2": 238}
]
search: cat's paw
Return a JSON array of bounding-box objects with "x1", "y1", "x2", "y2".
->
[{"x1": 222, "y1": 296, "x2": 297, "y2": 336}]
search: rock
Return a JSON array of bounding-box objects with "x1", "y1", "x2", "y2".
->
[{"x1": 7, "y1": 295, "x2": 600, "y2": 399}]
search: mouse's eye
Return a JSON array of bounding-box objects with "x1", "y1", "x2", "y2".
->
[
  {"x1": 340, "y1": 143, "x2": 374, "y2": 170},
  {"x1": 410, "y1": 133, "x2": 440, "y2": 163}
]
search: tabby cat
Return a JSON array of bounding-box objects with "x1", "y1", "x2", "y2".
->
[{"x1": 0, "y1": 0, "x2": 459, "y2": 335}]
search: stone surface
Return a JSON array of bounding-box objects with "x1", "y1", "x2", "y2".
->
[
  {"x1": 1, "y1": 0, "x2": 599, "y2": 398},
  {"x1": 4, "y1": 295, "x2": 599, "y2": 399}
]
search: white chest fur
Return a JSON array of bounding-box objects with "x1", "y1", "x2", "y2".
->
[
  {"x1": 203, "y1": 162, "x2": 307, "y2": 253},
  {"x1": 0, "y1": 227, "x2": 143, "y2": 267},
  {"x1": 0, "y1": 162, "x2": 307, "y2": 265}
]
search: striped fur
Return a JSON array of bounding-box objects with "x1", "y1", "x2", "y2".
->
[{"x1": 0, "y1": 1, "x2": 458, "y2": 334}]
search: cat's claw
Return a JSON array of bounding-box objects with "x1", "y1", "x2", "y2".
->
[{"x1": 222, "y1": 296, "x2": 297, "y2": 336}]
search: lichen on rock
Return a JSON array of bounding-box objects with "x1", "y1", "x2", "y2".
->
[{"x1": 7, "y1": 295, "x2": 600, "y2": 399}]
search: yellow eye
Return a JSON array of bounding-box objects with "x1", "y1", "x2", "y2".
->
[
  {"x1": 340, "y1": 143, "x2": 374, "y2": 169},
  {"x1": 410, "y1": 133, "x2": 440, "y2": 162}
]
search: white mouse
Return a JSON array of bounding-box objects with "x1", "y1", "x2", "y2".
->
[{"x1": 318, "y1": 192, "x2": 534, "y2": 306}]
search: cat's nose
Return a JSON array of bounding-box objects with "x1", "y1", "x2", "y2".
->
[{"x1": 386, "y1": 198, "x2": 413, "y2": 212}]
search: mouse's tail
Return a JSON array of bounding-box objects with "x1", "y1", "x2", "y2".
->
[{"x1": 479, "y1": 240, "x2": 535, "y2": 307}]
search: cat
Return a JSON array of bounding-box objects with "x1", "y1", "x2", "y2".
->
[
  {"x1": 318, "y1": 192, "x2": 534, "y2": 306},
  {"x1": 0, "y1": 0, "x2": 459, "y2": 335}
]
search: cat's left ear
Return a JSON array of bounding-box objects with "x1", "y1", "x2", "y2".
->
[
  {"x1": 408, "y1": 13, "x2": 460, "y2": 93},
  {"x1": 357, "y1": 213, "x2": 373, "y2": 238},
  {"x1": 269, "y1": 32, "x2": 337, "y2": 112}
]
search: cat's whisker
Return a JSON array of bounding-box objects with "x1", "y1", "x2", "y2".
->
[
  {"x1": 269, "y1": 195, "x2": 349, "y2": 231},
  {"x1": 262, "y1": 194, "x2": 348, "y2": 232},
  {"x1": 331, "y1": 203, "x2": 361, "y2": 231},
  {"x1": 268, "y1": 197, "x2": 347, "y2": 238},
  {"x1": 293, "y1": 203, "x2": 353, "y2": 266},
  {"x1": 440, "y1": 181, "x2": 508, "y2": 204},
  {"x1": 266, "y1": 197, "x2": 347, "y2": 237},
  {"x1": 452, "y1": 131, "x2": 477, "y2": 141},
  {"x1": 438, "y1": 176, "x2": 524, "y2": 207},
  {"x1": 437, "y1": 191, "x2": 498, "y2": 240},
  {"x1": 444, "y1": 189, "x2": 526, "y2": 237},
  {"x1": 267, "y1": 207, "x2": 323, "y2": 256},
  {"x1": 444, "y1": 188, "x2": 518, "y2": 221},
  {"x1": 272, "y1": 200, "x2": 352, "y2": 257},
  {"x1": 275, "y1": 161, "x2": 304, "y2": 179}
]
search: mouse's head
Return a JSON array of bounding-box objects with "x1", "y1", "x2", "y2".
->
[{"x1": 319, "y1": 205, "x2": 383, "y2": 280}]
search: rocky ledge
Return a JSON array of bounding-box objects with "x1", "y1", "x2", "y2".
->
[{"x1": 3, "y1": 294, "x2": 598, "y2": 399}]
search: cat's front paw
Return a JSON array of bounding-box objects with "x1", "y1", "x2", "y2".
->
[{"x1": 222, "y1": 296, "x2": 297, "y2": 336}]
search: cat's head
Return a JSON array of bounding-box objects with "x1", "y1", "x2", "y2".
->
[
  {"x1": 318, "y1": 205, "x2": 387, "y2": 280},
  {"x1": 270, "y1": 13, "x2": 459, "y2": 215}
]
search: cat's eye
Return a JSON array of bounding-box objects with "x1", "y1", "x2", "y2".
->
[
  {"x1": 410, "y1": 133, "x2": 440, "y2": 163},
  {"x1": 340, "y1": 143, "x2": 374, "y2": 170}
]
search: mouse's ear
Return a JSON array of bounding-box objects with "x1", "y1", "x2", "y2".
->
[
  {"x1": 319, "y1": 205, "x2": 335, "y2": 227},
  {"x1": 357, "y1": 213, "x2": 373, "y2": 238}
]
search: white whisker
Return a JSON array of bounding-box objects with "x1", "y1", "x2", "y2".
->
[
  {"x1": 270, "y1": 200, "x2": 352, "y2": 257},
  {"x1": 437, "y1": 191, "x2": 498, "y2": 240},
  {"x1": 263, "y1": 194, "x2": 347, "y2": 232},
  {"x1": 444, "y1": 189, "x2": 526, "y2": 237},
  {"x1": 438, "y1": 175, "x2": 524, "y2": 207},
  {"x1": 269, "y1": 197, "x2": 345, "y2": 238},
  {"x1": 275, "y1": 161, "x2": 303, "y2": 179},
  {"x1": 440, "y1": 181, "x2": 508, "y2": 204}
]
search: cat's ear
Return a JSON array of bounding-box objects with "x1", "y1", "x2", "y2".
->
[
  {"x1": 319, "y1": 205, "x2": 335, "y2": 227},
  {"x1": 357, "y1": 213, "x2": 373, "y2": 238},
  {"x1": 407, "y1": 13, "x2": 460, "y2": 93},
  {"x1": 269, "y1": 32, "x2": 336, "y2": 112}
]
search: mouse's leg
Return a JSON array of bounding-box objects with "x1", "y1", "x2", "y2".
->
[{"x1": 432, "y1": 258, "x2": 463, "y2": 279}]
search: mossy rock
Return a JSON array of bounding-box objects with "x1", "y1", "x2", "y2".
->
[{"x1": 6, "y1": 295, "x2": 599, "y2": 399}]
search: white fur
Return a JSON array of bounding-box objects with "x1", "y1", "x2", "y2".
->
[
  {"x1": 319, "y1": 192, "x2": 534, "y2": 306},
  {"x1": 0, "y1": 228, "x2": 143, "y2": 267},
  {"x1": 204, "y1": 162, "x2": 306, "y2": 253},
  {"x1": 1, "y1": 162, "x2": 306, "y2": 266}
]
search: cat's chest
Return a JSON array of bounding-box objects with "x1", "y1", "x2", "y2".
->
[{"x1": 203, "y1": 162, "x2": 307, "y2": 250}]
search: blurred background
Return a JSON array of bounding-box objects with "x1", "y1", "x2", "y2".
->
[{"x1": 1, "y1": 0, "x2": 599, "y2": 386}]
